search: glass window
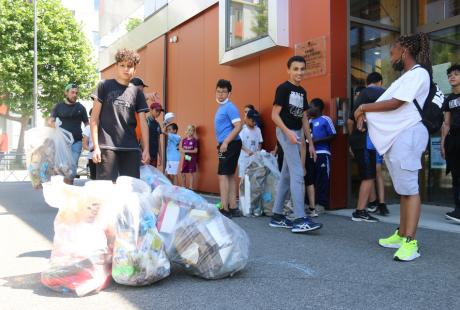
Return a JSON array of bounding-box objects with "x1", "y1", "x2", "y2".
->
[
  {"x1": 350, "y1": 0, "x2": 400, "y2": 27},
  {"x1": 227, "y1": 0, "x2": 268, "y2": 50},
  {"x1": 350, "y1": 23, "x2": 400, "y2": 90},
  {"x1": 429, "y1": 26, "x2": 460, "y2": 93},
  {"x1": 416, "y1": 0, "x2": 460, "y2": 26}
]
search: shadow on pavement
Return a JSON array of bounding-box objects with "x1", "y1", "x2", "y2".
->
[
  {"x1": 17, "y1": 250, "x2": 52, "y2": 259},
  {"x1": 0, "y1": 272, "x2": 66, "y2": 298}
]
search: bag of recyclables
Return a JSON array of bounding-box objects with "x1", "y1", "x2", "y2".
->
[
  {"x1": 41, "y1": 177, "x2": 115, "y2": 296},
  {"x1": 111, "y1": 177, "x2": 170, "y2": 286},
  {"x1": 140, "y1": 165, "x2": 172, "y2": 191},
  {"x1": 25, "y1": 119, "x2": 75, "y2": 188},
  {"x1": 150, "y1": 185, "x2": 249, "y2": 279}
]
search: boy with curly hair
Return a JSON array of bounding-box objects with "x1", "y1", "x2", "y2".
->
[{"x1": 91, "y1": 48, "x2": 150, "y2": 181}]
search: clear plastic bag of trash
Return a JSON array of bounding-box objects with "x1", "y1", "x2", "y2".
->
[
  {"x1": 41, "y1": 179, "x2": 115, "y2": 296},
  {"x1": 25, "y1": 119, "x2": 75, "y2": 188},
  {"x1": 151, "y1": 185, "x2": 249, "y2": 279},
  {"x1": 140, "y1": 165, "x2": 172, "y2": 191},
  {"x1": 111, "y1": 180, "x2": 170, "y2": 286},
  {"x1": 168, "y1": 213, "x2": 249, "y2": 279}
]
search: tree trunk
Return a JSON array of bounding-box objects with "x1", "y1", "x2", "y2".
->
[{"x1": 15, "y1": 116, "x2": 29, "y2": 165}]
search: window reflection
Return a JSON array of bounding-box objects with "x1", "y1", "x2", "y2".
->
[
  {"x1": 227, "y1": 0, "x2": 268, "y2": 50},
  {"x1": 417, "y1": 0, "x2": 460, "y2": 26},
  {"x1": 350, "y1": 0, "x2": 400, "y2": 27},
  {"x1": 350, "y1": 23, "x2": 399, "y2": 90}
]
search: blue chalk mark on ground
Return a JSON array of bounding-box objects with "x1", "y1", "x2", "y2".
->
[{"x1": 251, "y1": 257, "x2": 315, "y2": 277}]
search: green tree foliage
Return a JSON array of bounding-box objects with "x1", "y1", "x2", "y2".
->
[
  {"x1": 126, "y1": 18, "x2": 142, "y2": 32},
  {"x1": 251, "y1": 0, "x2": 268, "y2": 37},
  {"x1": 0, "y1": 0, "x2": 97, "y2": 152}
]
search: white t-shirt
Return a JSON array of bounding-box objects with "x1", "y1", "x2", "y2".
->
[
  {"x1": 366, "y1": 65, "x2": 430, "y2": 155},
  {"x1": 239, "y1": 125, "x2": 263, "y2": 155},
  {"x1": 238, "y1": 125, "x2": 263, "y2": 177},
  {"x1": 82, "y1": 125, "x2": 94, "y2": 159}
]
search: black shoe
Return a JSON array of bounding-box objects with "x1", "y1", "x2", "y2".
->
[
  {"x1": 352, "y1": 209, "x2": 379, "y2": 223},
  {"x1": 219, "y1": 208, "x2": 232, "y2": 218},
  {"x1": 229, "y1": 208, "x2": 242, "y2": 217},
  {"x1": 445, "y1": 210, "x2": 460, "y2": 223},
  {"x1": 367, "y1": 200, "x2": 378, "y2": 213},
  {"x1": 378, "y1": 203, "x2": 389, "y2": 216}
]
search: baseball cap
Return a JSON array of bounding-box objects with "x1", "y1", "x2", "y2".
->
[
  {"x1": 130, "y1": 77, "x2": 148, "y2": 87},
  {"x1": 150, "y1": 102, "x2": 164, "y2": 111},
  {"x1": 164, "y1": 112, "x2": 175, "y2": 124},
  {"x1": 64, "y1": 83, "x2": 78, "y2": 91}
]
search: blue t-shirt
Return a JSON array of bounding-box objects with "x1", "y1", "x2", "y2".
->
[
  {"x1": 166, "y1": 133, "x2": 181, "y2": 161},
  {"x1": 310, "y1": 115, "x2": 336, "y2": 155},
  {"x1": 214, "y1": 100, "x2": 241, "y2": 144}
]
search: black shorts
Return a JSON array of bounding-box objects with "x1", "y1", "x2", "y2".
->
[
  {"x1": 217, "y1": 140, "x2": 242, "y2": 175},
  {"x1": 96, "y1": 149, "x2": 141, "y2": 182},
  {"x1": 352, "y1": 147, "x2": 376, "y2": 180}
]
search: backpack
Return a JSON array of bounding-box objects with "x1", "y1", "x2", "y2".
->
[{"x1": 412, "y1": 66, "x2": 445, "y2": 134}]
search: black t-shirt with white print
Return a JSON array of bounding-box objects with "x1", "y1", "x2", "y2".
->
[
  {"x1": 442, "y1": 93, "x2": 460, "y2": 132},
  {"x1": 273, "y1": 81, "x2": 308, "y2": 130},
  {"x1": 93, "y1": 79, "x2": 149, "y2": 150}
]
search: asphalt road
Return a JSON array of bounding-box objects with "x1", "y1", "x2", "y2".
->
[{"x1": 0, "y1": 181, "x2": 459, "y2": 310}]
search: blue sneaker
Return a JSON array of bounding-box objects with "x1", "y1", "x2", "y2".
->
[
  {"x1": 269, "y1": 213, "x2": 293, "y2": 229},
  {"x1": 291, "y1": 217, "x2": 322, "y2": 233}
]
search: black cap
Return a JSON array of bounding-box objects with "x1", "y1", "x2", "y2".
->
[{"x1": 130, "y1": 77, "x2": 148, "y2": 87}]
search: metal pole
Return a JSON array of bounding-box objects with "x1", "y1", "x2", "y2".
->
[{"x1": 33, "y1": 0, "x2": 38, "y2": 127}]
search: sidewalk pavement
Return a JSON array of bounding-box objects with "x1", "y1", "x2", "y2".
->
[
  {"x1": 201, "y1": 194, "x2": 460, "y2": 234},
  {"x1": 327, "y1": 204, "x2": 460, "y2": 234},
  {"x1": 2, "y1": 181, "x2": 460, "y2": 310}
]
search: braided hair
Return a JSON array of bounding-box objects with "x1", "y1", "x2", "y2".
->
[{"x1": 396, "y1": 33, "x2": 432, "y2": 77}]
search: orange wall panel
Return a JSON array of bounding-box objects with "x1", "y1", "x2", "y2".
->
[{"x1": 101, "y1": 1, "x2": 349, "y2": 207}]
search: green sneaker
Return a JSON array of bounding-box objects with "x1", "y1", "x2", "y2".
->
[
  {"x1": 393, "y1": 238, "x2": 420, "y2": 262},
  {"x1": 378, "y1": 230, "x2": 404, "y2": 249}
]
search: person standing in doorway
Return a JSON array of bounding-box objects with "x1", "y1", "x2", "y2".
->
[
  {"x1": 348, "y1": 72, "x2": 386, "y2": 222},
  {"x1": 441, "y1": 64, "x2": 460, "y2": 224},
  {"x1": 91, "y1": 48, "x2": 150, "y2": 182},
  {"x1": 214, "y1": 79, "x2": 243, "y2": 218},
  {"x1": 48, "y1": 83, "x2": 89, "y2": 184},
  {"x1": 354, "y1": 33, "x2": 432, "y2": 261},
  {"x1": 269, "y1": 55, "x2": 322, "y2": 233}
]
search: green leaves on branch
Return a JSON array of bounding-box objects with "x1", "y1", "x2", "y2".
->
[{"x1": 0, "y1": 0, "x2": 98, "y2": 117}]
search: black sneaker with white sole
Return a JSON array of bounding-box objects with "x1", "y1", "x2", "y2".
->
[
  {"x1": 367, "y1": 200, "x2": 378, "y2": 213},
  {"x1": 445, "y1": 210, "x2": 460, "y2": 223},
  {"x1": 352, "y1": 209, "x2": 379, "y2": 222}
]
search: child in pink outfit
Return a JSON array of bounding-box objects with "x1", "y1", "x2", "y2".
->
[{"x1": 181, "y1": 125, "x2": 199, "y2": 189}]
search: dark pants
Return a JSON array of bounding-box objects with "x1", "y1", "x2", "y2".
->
[
  {"x1": 305, "y1": 153, "x2": 331, "y2": 207},
  {"x1": 87, "y1": 159, "x2": 97, "y2": 180},
  {"x1": 446, "y1": 131, "x2": 460, "y2": 211},
  {"x1": 96, "y1": 149, "x2": 140, "y2": 182}
]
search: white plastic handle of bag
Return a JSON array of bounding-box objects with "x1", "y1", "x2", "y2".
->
[{"x1": 55, "y1": 117, "x2": 74, "y2": 145}]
